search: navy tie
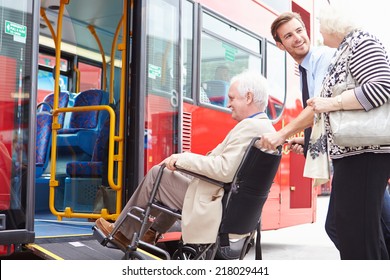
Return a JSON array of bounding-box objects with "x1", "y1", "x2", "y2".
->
[{"x1": 299, "y1": 65, "x2": 311, "y2": 157}]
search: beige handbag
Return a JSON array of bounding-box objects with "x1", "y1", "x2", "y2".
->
[
  {"x1": 329, "y1": 62, "x2": 390, "y2": 147},
  {"x1": 330, "y1": 103, "x2": 390, "y2": 147},
  {"x1": 330, "y1": 81, "x2": 390, "y2": 146}
]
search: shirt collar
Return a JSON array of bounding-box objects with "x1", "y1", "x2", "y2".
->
[
  {"x1": 247, "y1": 112, "x2": 266, "y2": 118},
  {"x1": 300, "y1": 48, "x2": 312, "y2": 71}
]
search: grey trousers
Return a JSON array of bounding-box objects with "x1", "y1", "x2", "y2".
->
[{"x1": 114, "y1": 165, "x2": 191, "y2": 240}]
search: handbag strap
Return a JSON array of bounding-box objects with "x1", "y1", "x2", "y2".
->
[{"x1": 321, "y1": 44, "x2": 352, "y2": 98}]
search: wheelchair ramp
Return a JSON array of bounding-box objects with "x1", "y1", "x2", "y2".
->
[
  {"x1": 25, "y1": 214, "x2": 159, "y2": 260},
  {"x1": 27, "y1": 235, "x2": 158, "y2": 260}
]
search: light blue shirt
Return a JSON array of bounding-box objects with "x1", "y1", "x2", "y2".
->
[{"x1": 300, "y1": 46, "x2": 336, "y2": 98}]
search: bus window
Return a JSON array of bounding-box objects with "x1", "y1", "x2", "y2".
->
[
  {"x1": 38, "y1": 53, "x2": 68, "y2": 71},
  {"x1": 182, "y1": 0, "x2": 194, "y2": 100},
  {"x1": 38, "y1": 53, "x2": 69, "y2": 103},
  {"x1": 200, "y1": 12, "x2": 262, "y2": 108},
  {"x1": 37, "y1": 69, "x2": 69, "y2": 103},
  {"x1": 78, "y1": 62, "x2": 102, "y2": 92},
  {"x1": 266, "y1": 42, "x2": 286, "y2": 120}
]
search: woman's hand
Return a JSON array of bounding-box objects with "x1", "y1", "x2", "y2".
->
[
  {"x1": 307, "y1": 96, "x2": 340, "y2": 113},
  {"x1": 287, "y1": 137, "x2": 304, "y2": 155},
  {"x1": 307, "y1": 89, "x2": 362, "y2": 113}
]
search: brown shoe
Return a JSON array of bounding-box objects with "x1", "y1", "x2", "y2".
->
[
  {"x1": 95, "y1": 218, "x2": 131, "y2": 247},
  {"x1": 141, "y1": 229, "x2": 157, "y2": 244},
  {"x1": 141, "y1": 229, "x2": 163, "y2": 245}
]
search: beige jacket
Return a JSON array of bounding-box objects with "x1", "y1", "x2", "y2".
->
[{"x1": 175, "y1": 114, "x2": 275, "y2": 244}]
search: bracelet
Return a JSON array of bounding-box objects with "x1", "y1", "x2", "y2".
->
[{"x1": 337, "y1": 95, "x2": 343, "y2": 110}]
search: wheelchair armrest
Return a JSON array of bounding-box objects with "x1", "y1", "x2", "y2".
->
[{"x1": 174, "y1": 167, "x2": 226, "y2": 188}]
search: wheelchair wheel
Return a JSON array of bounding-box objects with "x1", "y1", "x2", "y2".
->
[{"x1": 172, "y1": 245, "x2": 198, "y2": 260}]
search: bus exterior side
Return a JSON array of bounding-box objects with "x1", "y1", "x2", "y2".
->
[{"x1": 0, "y1": 0, "x2": 318, "y2": 259}]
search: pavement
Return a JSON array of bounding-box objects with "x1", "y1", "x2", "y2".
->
[{"x1": 246, "y1": 195, "x2": 340, "y2": 260}]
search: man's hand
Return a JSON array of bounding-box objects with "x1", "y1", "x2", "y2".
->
[
  {"x1": 287, "y1": 137, "x2": 304, "y2": 155},
  {"x1": 258, "y1": 131, "x2": 286, "y2": 151},
  {"x1": 160, "y1": 154, "x2": 179, "y2": 171}
]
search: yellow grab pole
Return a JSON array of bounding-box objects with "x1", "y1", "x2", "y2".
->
[
  {"x1": 40, "y1": 8, "x2": 57, "y2": 47},
  {"x1": 49, "y1": 0, "x2": 70, "y2": 219},
  {"x1": 109, "y1": 15, "x2": 124, "y2": 104},
  {"x1": 87, "y1": 25, "x2": 107, "y2": 92},
  {"x1": 74, "y1": 65, "x2": 80, "y2": 93}
]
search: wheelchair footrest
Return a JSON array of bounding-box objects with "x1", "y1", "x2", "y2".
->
[{"x1": 92, "y1": 225, "x2": 121, "y2": 249}]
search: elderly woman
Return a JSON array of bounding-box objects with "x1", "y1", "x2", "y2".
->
[{"x1": 307, "y1": 6, "x2": 390, "y2": 259}]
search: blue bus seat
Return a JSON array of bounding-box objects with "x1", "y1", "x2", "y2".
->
[
  {"x1": 35, "y1": 111, "x2": 53, "y2": 177},
  {"x1": 63, "y1": 103, "x2": 119, "y2": 213},
  {"x1": 65, "y1": 113, "x2": 110, "y2": 178},
  {"x1": 65, "y1": 101, "x2": 119, "y2": 178},
  {"x1": 202, "y1": 80, "x2": 229, "y2": 107},
  {"x1": 37, "y1": 91, "x2": 70, "y2": 127},
  {"x1": 57, "y1": 89, "x2": 109, "y2": 156}
]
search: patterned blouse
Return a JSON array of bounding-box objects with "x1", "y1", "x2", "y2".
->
[{"x1": 321, "y1": 30, "x2": 390, "y2": 159}]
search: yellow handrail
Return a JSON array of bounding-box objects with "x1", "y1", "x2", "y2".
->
[
  {"x1": 87, "y1": 25, "x2": 107, "y2": 92},
  {"x1": 48, "y1": 0, "x2": 68, "y2": 199},
  {"x1": 40, "y1": 8, "x2": 57, "y2": 47},
  {"x1": 46, "y1": 0, "x2": 123, "y2": 221},
  {"x1": 73, "y1": 65, "x2": 80, "y2": 93},
  {"x1": 109, "y1": 15, "x2": 124, "y2": 104},
  {"x1": 111, "y1": 0, "x2": 129, "y2": 214},
  {"x1": 49, "y1": 105, "x2": 121, "y2": 220}
]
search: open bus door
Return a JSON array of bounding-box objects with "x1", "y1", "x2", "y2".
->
[
  {"x1": 127, "y1": 0, "x2": 182, "y2": 198},
  {"x1": 0, "y1": 0, "x2": 39, "y2": 256}
]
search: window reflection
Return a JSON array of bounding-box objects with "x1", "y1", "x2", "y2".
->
[
  {"x1": 200, "y1": 14, "x2": 262, "y2": 109},
  {"x1": 199, "y1": 11, "x2": 286, "y2": 119},
  {"x1": 0, "y1": 0, "x2": 32, "y2": 230},
  {"x1": 266, "y1": 42, "x2": 286, "y2": 119}
]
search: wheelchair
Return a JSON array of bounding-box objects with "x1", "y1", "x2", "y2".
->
[{"x1": 92, "y1": 137, "x2": 282, "y2": 260}]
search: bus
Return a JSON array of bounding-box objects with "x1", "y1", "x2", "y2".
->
[{"x1": 0, "y1": 0, "x2": 319, "y2": 259}]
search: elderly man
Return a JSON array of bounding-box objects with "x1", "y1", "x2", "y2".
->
[{"x1": 95, "y1": 70, "x2": 275, "y2": 246}]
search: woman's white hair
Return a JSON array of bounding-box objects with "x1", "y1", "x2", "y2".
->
[
  {"x1": 319, "y1": 4, "x2": 361, "y2": 36},
  {"x1": 230, "y1": 70, "x2": 269, "y2": 110}
]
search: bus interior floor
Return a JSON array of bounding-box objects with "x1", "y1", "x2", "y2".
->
[{"x1": 34, "y1": 211, "x2": 94, "y2": 238}]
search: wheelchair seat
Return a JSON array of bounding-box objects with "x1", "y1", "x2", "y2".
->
[
  {"x1": 172, "y1": 137, "x2": 281, "y2": 260},
  {"x1": 216, "y1": 137, "x2": 282, "y2": 259}
]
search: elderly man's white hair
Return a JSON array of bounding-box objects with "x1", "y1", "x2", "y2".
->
[{"x1": 230, "y1": 70, "x2": 269, "y2": 111}]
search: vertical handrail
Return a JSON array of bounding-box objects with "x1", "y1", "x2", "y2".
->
[
  {"x1": 74, "y1": 65, "x2": 80, "y2": 93},
  {"x1": 87, "y1": 25, "x2": 107, "y2": 92},
  {"x1": 107, "y1": 0, "x2": 128, "y2": 215},
  {"x1": 48, "y1": 0, "x2": 69, "y2": 220},
  {"x1": 40, "y1": 8, "x2": 57, "y2": 47},
  {"x1": 110, "y1": 15, "x2": 124, "y2": 104}
]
